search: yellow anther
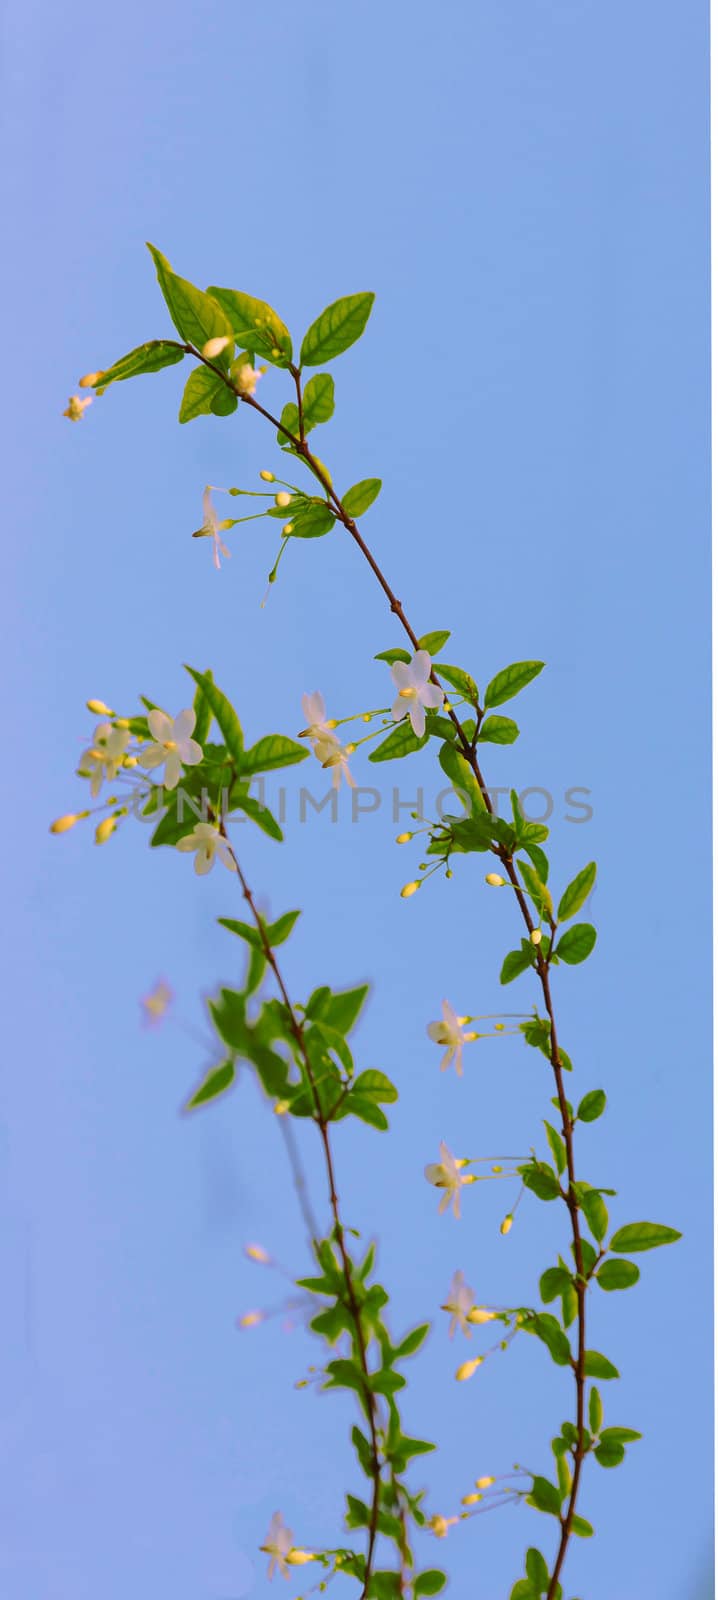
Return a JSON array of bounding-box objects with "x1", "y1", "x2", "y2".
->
[
  {"x1": 399, "y1": 686, "x2": 414, "y2": 699},
  {"x1": 274, "y1": 1099, "x2": 290, "y2": 1116},
  {"x1": 123, "y1": 756, "x2": 138, "y2": 768}
]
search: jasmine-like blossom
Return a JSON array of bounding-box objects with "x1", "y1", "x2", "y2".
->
[
  {"x1": 141, "y1": 708, "x2": 203, "y2": 790},
  {"x1": 192, "y1": 485, "x2": 232, "y2": 569},
  {"x1": 314, "y1": 734, "x2": 356, "y2": 790},
  {"x1": 176, "y1": 822, "x2": 236, "y2": 875},
  {"x1": 261, "y1": 1511, "x2": 293, "y2": 1579},
  {"x1": 424, "y1": 1140, "x2": 473, "y2": 1219},
  {"x1": 427, "y1": 999, "x2": 477, "y2": 1076},
  {"x1": 301, "y1": 690, "x2": 336, "y2": 743},
  {"x1": 79, "y1": 721, "x2": 131, "y2": 797},
  {"x1": 390, "y1": 649, "x2": 443, "y2": 738},
  {"x1": 441, "y1": 1269, "x2": 476, "y2": 1337}
]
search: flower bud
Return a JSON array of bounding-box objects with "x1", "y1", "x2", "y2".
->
[
  {"x1": 237, "y1": 1310, "x2": 263, "y2": 1328},
  {"x1": 396, "y1": 832, "x2": 412, "y2": 844},
  {"x1": 244, "y1": 1243, "x2": 271, "y2": 1264},
  {"x1": 485, "y1": 872, "x2": 505, "y2": 887},
  {"x1": 259, "y1": 470, "x2": 274, "y2": 482},
  {"x1": 530, "y1": 928, "x2": 542, "y2": 945},
  {"x1": 94, "y1": 816, "x2": 117, "y2": 845},
  {"x1": 400, "y1": 880, "x2": 421, "y2": 899},
  {"x1": 79, "y1": 371, "x2": 105, "y2": 388},
  {"x1": 462, "y1": 1493, "x2": 482, "y2": 1505},
  {"x1": 475, "y1": 1476, "x2": 494, "y2": 1489},
  {"x1": 500, "y1": 1214, "x2": 513, "y2": 1236},
  {"x1": 86, "y1": 699, "x2": 114, "y2": 715},
  {"x1": 467, "y1": 1307, "x2": 496, "y2": 1325},
  {"x1": 455, "y1": 1357, "x2": 483, "y2": 1381},
  {"x1": 274, "y1": 1099, "x2": 290, "y2": 1116},
  {"x1": 274, "y1": 491, "x2": 291, "y2": 508},
  {"x1": 50, "y1": 812, "x2": 88, "y2": 834},
  {"x1": 282, "y1": 521, "x2": 294, "y2": 535},
  {"x1": 202, "y1": 335, "x2": 232, "y2": 359},
  {"x1": 286, "y1": 1551, "x2": 316, "y2": 1567}
]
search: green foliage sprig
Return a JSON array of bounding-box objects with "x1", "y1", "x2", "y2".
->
[{"x1": 55, "y1": 246, "x2": 682, "y2": 1600}]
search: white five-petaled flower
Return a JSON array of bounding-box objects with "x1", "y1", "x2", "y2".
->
[
  {"x1": 390, "y1": 649, "x2": 444, "y2": 739},
  {"x1": 261, "y1": 1511, "x2": 293, "y2": 1580},
  {"x1": 301, "y1": 691, "x2": 355, "y2": 789},
  {"x1": 79, "y1": 721, "x2": 130, "y2": 797},
  {"x1": 193, "y1": 485, "x2": 231, "y2": 570},
  {"x1": 441, "y1": 1269, "x2": 476, "y2": 1337},
  {"x1": 427, "y1": 999, "x2": 476, "y2": 1076},
  {"x1": 425, "y1": 1140, "x2": 472, "y2": 1219},
  {"x1": 141, "y1": 708, "x2": 203, "y2": 790},
  {"x1": 176, "y1": 822, "x2": 236, "y2": 876}
]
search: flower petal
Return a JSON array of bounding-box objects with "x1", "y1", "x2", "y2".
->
[
  {"x1": 390, "y1": 662, "x2": 411, "y2": 691},
  {"x1": 410, "y1": 649, "x2": 432, "y2": 685},
  {"x1": 194, "y1": 847, "x2": 215, "y2": 874},
  {"x1": 173, "y1": 708, "x2": 196, "y2": 741},
  {"x1": 178, "y1": 737, "x2": 203, "y2": 766},
  {"x1": 148, "y1": 709, "x2": 172, "y2": 743},
  {"x1": 422, "y1": 682, "x2": 445, "y2": 710},
  {"x1": 164, "y1": 753, "x2": 181, "y2": 790},
  {"x1": 391, "y1": 695, "x2": 407, "y2": 725},
  {"x1": 409, "y1": 702, "x2": 426, "y2": 738}
]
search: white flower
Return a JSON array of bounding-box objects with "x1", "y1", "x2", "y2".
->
[
  {"x1": 176, "y1": 822, "x2": 236, "y2": 876},
  {"x1": 79, "y1": 721, "x2": 130, "y2": 797},
  {"x1": 301, "y1": 690, "x2": 335, "y2": 742},
  {"x1": 235, "y1": 362, "x2": 262, "y2": 397},
  {"x1": 261, "y1": 1511, "x2": 293, "y2": 1580},
  {"x1": 193, "y1": 485, "x2": 231, "y2": 570},
  {"x1": 63, "y1": 394, "x2": 92, "y2": 421},
  {"x1": 424, "y1": 1140, "x2": 472, "y2": 1219},
  {"x1": 441, "y1": 1269, "x2": 476, "y2": 1337},
  {"x1": 314, "y1": 734, "x2": 356, "y2": 790},
  {"x1": 427, "y1": 999, "x2": 476, "y2": 1076},
  {"x1": 141, "y1": 708, "x2": 203, "y2": 790},
  {"x1": 390, "y1": 649, "x2": 444, "y2": 738}
]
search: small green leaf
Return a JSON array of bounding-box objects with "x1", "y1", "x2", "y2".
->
[
  {"x1": 88, "y1": 339, "x2": 185, "y2": 388},
  {"x1": 192, "y1": 670, "x2": 214, "y2": 745},
  {"x1": 539, "y1": 1266, "x2": 571, "y2": 1303},
  {"x1": 600, "y1": 1426, "x2": 642, "y2": 1444},
  {"x1": 302, "y1": 372, "x2": 335, "y2": 427},
  {"x1": 184, "y1": 1058, "x2": 235, "y2": 1110},
  {"x1": 438, "y1": 741, "x2": 486, "y2": 815},
  {"x1": 544, "y1": 1121, "x2": 566, "y2": 1174},
  {"x1": 510, "y1": 1584, "x2": 539, "y2": 1600},
  {"x1": 484, "y1": 660, "x2": 544, "y2": 708},
  {"x1": 179, "y1": 364, "x2": 237, "y2": 421},
  {"x1": 518, "y1": 859, "x2": 553, "y2": 917},
  {"x1": 413, "y1": 1572, "x2": 446, "y2": 1596},
  {"x1": 608, "y1": 1221, "x2": 682, "y2": 1253},
  {"x1": 557, "y1": 862, "x2": 596, "y2": 922},
  {"x1": 205, "y1": 284, "x2": 293, "y2": 365},
  {"x1": 569, "y1": 1515, "x2": 594, "y2": 1538},
  {"x1": 353, "y1": 1069, "x2": 398, "y2": 1103},
  {"x1": 581, "y1": 1189, "x2": 609, "y2": 1242},
  {"x1": 375, "y1": 646, "x2": 412, "y2": 665},
  {"x1": 321, "y1": 985, "x2": 369, "y2": 1033},
  {"x1": 369, "y1": 722, "x2": 429, "y2": 762},
  {"x1": 528, "y1": 1312, "x2": 572, "y2": 1366},
  {"x1": 147, "y1": 244, "x2": 232, "y2": 349},
  {"x1": 185, "y1": 667, "x2": 243, "y2": 762},
  {"x1": 241, "y1": 735, "x2": 309, "y2": 775},
  {"x1": 300, "y1": 291, "x2": 375, "y2": 366},
  {"x1": 522, "y1": 1162, "x2": 561, "y2": 1201},
  {"x1": 554, "y1": 923, "x2": 597, "y2": 965},
  {"x1": 526, "y1": 1549, "x2": 549, "y2": 1589},
  {"x1": 596, "y1": 1259, "x2": 640, "y2": 1292},
  {"x1": 343, "y1": 478, "x2": 382, "y2": 516},
  {"x1": 576, "y1": 1089, "x2": 606, "y2": 1123},
  {"x1": 594, "y1": 1442, "x2": 625, "y2": 1468},
  {"x1": 235, "y1": 792, "x2": 283, "y2": 840},
  {"x1": 527, "y1": 1476, "x2": 562, "y2": 1516},
  {"x1": 394, "y1": 1323, "x2": 430, "y2": 1359},
  {"x1": 433, "y1": 661, "x2": 477, "y2": 700},
  {"x1": 589, "y1": 1386, "x2": 603, "y2": 1434},
  {"x1": 417, "y1": 630, "x2": 451, "y2": 655},
  {"x1": 285, "y1": 500, "x2": 336, "y2": 539},
  {"x1": 478, "y1": 714, "x2": 520, "y2": 745},
  {"x1": 583, "y1": 1350, "x2": 620, "y2": 1380},
  {"x1": 501, "y1": 947, "x2": 535, "y2": 985}
]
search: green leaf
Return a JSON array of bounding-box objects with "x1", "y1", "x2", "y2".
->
[
  {"x1": 554, "y1": 923, "x2": 597, "y2": 965},
  {"x1": 300, "y1": 291, "x2": 375, "y2": 366},
  {"x1": 539, "y1": 1266, "x2": 572, "y2": 1304},
  {"x1": 484, "y1": 660, "x2": 544, "y2": 708},
  {"x1": 147, "y1": 244, "x2": 232, "y2": 349},
  {"x1": 593, "y1": 1442, "x2": 625, "y2": 1468},
  {"x1": 185, "y1": 668, "x2": 243, "y2": 762},
  {"x1": 375, "y1": 647, "x2": 412, "y2": 665},
  {"x1": 522, "y1": 1162, "x2": 561, "y2": 1201},
  {"x1": 184, "y1": 1058, "x2": 235, "y2": 1110},
  {"x1": 608, "y1": 1221, "x2": 682, "y2": 1253},
  {"x1": 557, "y1": 862, "x2": 597, "y2": 922},
  {"x1": 192, "y1": 670, "x2": 214, "y2": 745},
  {"x1": 577, "y1": 1089, "x2": 606, "y2": 1123},
  {"x1": 369, "y1": 721, "x2": 429, "y2": 762},
  {"x1": 569, "y1": 1515, "x2": 594, "y2": 1538},
  {"x1": 414, "y1": 1575, "x2": 446, "y2": 1597},
  {"x1": 478, "y1": 714, "x2": 520, "y2": 745},
  {"x1": 205, "y1": 284, "x2": 293, "y2": 365},
  {"x1": 241, "y1": 735, "x2": 309, "y2": 775},
  {"x1": 438, "y1": 741, "x2": 486, "y2": 814},
  {"x1": 394, "y1": 1323, "x2": 430, "y2": 1359},
  {"x1": 518, "y1": 859, "x2": 553, "y2": 917},
  {"x1": 544, "y1": 1121, "x2": 566, "y2": 1174},
  {"x1": 352, "y1": 1425, "x2": 374, "y2": 1477},
  {"x1": 527, "y1": 1476, "x2": 562, "y2": 1516},
  {"x1": 369, "y1": 1574, "x2": 403, "y2": 1599},
  {"x1": 285, "y1": 499, "x2": 336, "y2": 539},
  {"x1": 235, "y1": 792, "x2": 283, "y2": 841},
  {"x1": 596, "y1": 1259, "x2": 640, "y2": 1292},
  {"x1": 344, "y1": 1096, "x2": 388, "y2": 1131},
  {"x1": 353, "y1": 1069, "x2": 398, "y2": 1103},
  {"x1": 302, "y1": 371, "x2": 335, "y2": 428},
  {"x1": 600, "y1": 1426, "x2": 642, "y2": 1444},
  {"x1": 179, "y1": 364, "x2": 237, "y2": 421},
  {"x1": 417, "y1": 630, "x2": 451, "y2": 656},
  {"x1": 583, "y1": 1350, "x2": 620, "y2": 1380},
  {"x1": 219, "y1": 910, "x2": 300, "y2": 949},
  {"x1": 528, "y1": 1312, "x2": 572, "y2": 1366},
  {"x1": 526, "y1": 1549, "x2": 549, "y2": 1590},
  {"x1": 589, "y1": 1387, "x2": 603, "y2": 1434},
  {"x1": 322, "y1": 984, "x2": 369, "y2": 1033},
  {"x1": 433, "y1": 661, "x2": 478, "y2": 700},
  {"x1": 581, "y1": 1189, "x2": 609, "y2": 1243},
  {"x1": 510, "y1": 1584, "x2": 539, "y2": 1600},
  {"x1": 501, "y1": 947, "x2": 535, "y2": 985},
  {"x1": 343, "y1": 478, "x2": 382, "y2": 517},
  {"x1": 89, "y1": 339, "x2": 185, "y2": 388}
]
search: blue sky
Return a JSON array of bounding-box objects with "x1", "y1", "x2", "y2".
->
[{"x1": 3, "y1": 1, "x2": 712, "y2": 1597}]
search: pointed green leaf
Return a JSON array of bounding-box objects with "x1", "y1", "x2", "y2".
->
[
  {"x1": 302, "y1": 371, "x2": 335, "y2": 427},
  {"x1": 343, "y1": 478, "x2": 382, "y2": 517},
  {"x1": 369, "y1": 722, "x2": 429, "y2": 762},
  {"x1": 576, "y1": 1089, "x2": 606, "y2": 1123},
  {"x1": 484, "y1": 660, "x2": 544, "y2": 707},
  {"x1": 205, "y1": 284, "x2": 293, "y2": 365},
  {"x1": 417, "y1": 631, "x2": 451, "y2": 656},
  {"x1": 581, "y1": 1189, "x2": 609, "y2": 1242},
  {"x1": 501, "y1": 947, "x2": 535, "y2": 984},
  {"x1": 179, "y1": 364, "x2": 237, "y2": 421},
  {"x1": 375, "y1": 647, "x2": 412, "y2": 665},
  {"x1": 588, "y1": 1386, "x2": 603, "y2": 1434},
  {"x1": 88, "y1": 339, "x2": 185, "y2": 389},
  {"x1": 433, "y1": 661, "x2": 478, "y2": 700},
  {"x1": 353, "y1": 1070, "x2": 398, "y2": 1103},
  {"x1": 477, "y1": 714, "x2": 520, "y2": 745},
  {"x1": 235, "y1": 793, "x2": 283, "y2": 840},
  {"x1": 300, "y1": 292, "x2": 375, "y2": 366},
  {"x1": 185, "y1": 668, "x2": 243, "y2": 762},
  {"x1": 608, "y1": 1221, "x2": 682, "y2": 1253},
  {"x1": 596, "y1": 1259, "x2": 640, "y2": 1291},
  {"x1": 554, "y1": 923, "x2": 597, "y2": 965},
  {"x1": 147, "y1": 244, "x2": 232, "y2": 349},
  {"x1": 241, "y1": 735, "x2": 309, "y2": 775},
  {"x1": 184, "y1": 1057, "x2": 235, "y2": 1110},
  {"x1": 557, "y1": 862, "x2": 596, "y2": 922},
  {"x1": 583, "y1": 1351, "x2": 620, "y2": 1380}
]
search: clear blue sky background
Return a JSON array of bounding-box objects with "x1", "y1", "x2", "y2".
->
[{"x1": 2, "y1": 2, "x2": 712, "y2": 1597}]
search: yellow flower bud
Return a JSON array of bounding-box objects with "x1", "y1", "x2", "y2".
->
[
  {"x1": 476, "y1": 1476, "x2": 494, "y2": 1489},
  {"x1": 237, "y1": 1310, "x2": 263, "y2": 1328},
  {"x1": 462, "y1": 1493, "x2": 482, "y2": 1505},
  {"x1": 396, "y1": 832, "x2": 412, "y2": 844},
  {"x1": 282, "y1": 521, "x2": 294, "y2": 535},
  {"x1": 400, "y1": 880, "x2": 421, "y2": 899},
  {"x1": 274, "y1": 1099, "x2": 290, "y2": 1116},
  {"x1": 467, "y1": 1307, "x2": 496, "y2": 1325},
  {"x1": 494, "y1": 1022, "x2": 505, "y2": 1031},
  {"x1": 485, "y1": 872, "x2": 505, "y2": 887},
  {"x1": 50, "y1": 812, "x2": 88, "y2": 834},
  {"x1": 244, "y1": 1243, "x2": 271, "y2": 1264},
  {"x1": 86, "y1": 699, "x2": 114, "y2": 715},
  {"x1": 500, "y1": 1214, "x2": 513, "y2": 1236},
  {"x1": 345, "y1": 742, "x2": 356, "y2": 754},
  {"x1": 362, "y1": 713, "x2": 371, "y2": 722},
  {"x1": 325, "y1": 719, "x2": 338, "y2": 729},
  {"x1": 456, "y1": 1357, "x2": 483, "y2": 1381},
  {"x1": 259, "y1": 470, "x2": 274, "y2": 482},
  {"x1": 286, "y1": 1551, "x2": 316, "y2": 1567},
  {"x1": 530, "y1": 928, "x2": 542, "y2": 945},
  {"x1": 274, "y1": 491, "x2": 291, "y2": 507},
  {"x1": 114, "y1": 717, "x2": 131, "y2": 728},
  {"x1": 94, "y1": 816, "x2": 117, "y2": 845},
  {"x1": 79, "y1": 371, "x2": 105, "y2": 388}
]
